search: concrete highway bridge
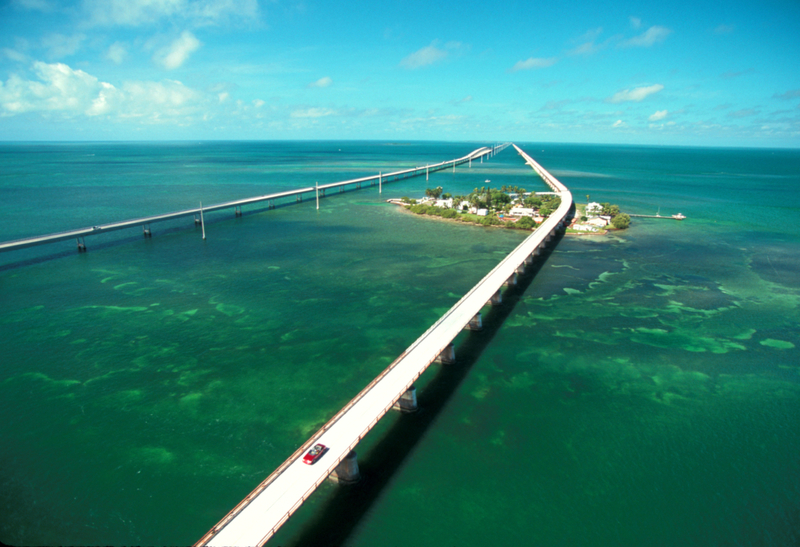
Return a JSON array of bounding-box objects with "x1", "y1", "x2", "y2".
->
[
  {"x1": 0, "y1": 144, "x2": 507, "y2": 255},
  {"x1": 195, "y1": 143, "x2": 574, "y2": 546}
]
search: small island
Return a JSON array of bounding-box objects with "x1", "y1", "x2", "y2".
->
[{"x1": 389, "y1": 186, "x2": 630, "y2": 234}]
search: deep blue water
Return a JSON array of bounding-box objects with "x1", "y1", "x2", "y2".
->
[{"x1": 1, "y1": 141, "x2": 798, "y2": 546}]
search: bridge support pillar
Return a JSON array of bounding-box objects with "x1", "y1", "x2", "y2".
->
[
  {"x1": 435, "y1": 343, "x2": 456, "y2": 364},
  {"x1": 466, "y1": 312, "x2": 483, "y2": 331},
  {"x1": 235, "y1": 206, "x2": 242, "y2": 217},
  {"x1": 330, "y1": 451, "x2": 360, "y2": 484},
  {"x1": 525, "y1": 254, "x2": 534, "y2": 265},
  {"x1": 143, "y1": 224, "x2": 152, "y2": 237},
  {"x1": 503, "y1": 273, "x2": 517, "y2": 287},
  {"x1": 76, "y1": 237, "x2": 87, "y2": 252},
  {"x1": 194, "y1": 214, "x2": 202, "y2": 225},
  {"x1": 490, "y1": 290, "x2": 502, "y2": 306},
  {"x1": 393, "y1": 385, "x2": 418, "y2": 413}
]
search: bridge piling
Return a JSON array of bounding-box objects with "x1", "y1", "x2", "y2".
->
[
  {"x1": 76, "y1": 237, "x2": 86, "y2": 252},
  {"x1": 503, "y1": 273, "x2": 518, "y2": 287},
  {"x1": 392, "y1": 385, "x2": 418, "y2": 413},
  {"x1": 329, "y1": 451, "x2": 360, "y2": 484},
  {"x1": 466, "y1": 312, "x2": 483, "y2": 331},
  {"x1": 143, "y1": 224, "x2": 152, "y2": 238},
  {"x1": 434, "y1": 343, "x2": 456, "y2": 364}
]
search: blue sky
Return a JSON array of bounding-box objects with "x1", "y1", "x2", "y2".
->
[{"x1": 0, "y1": 0, "x2": 798, "y2": 146}]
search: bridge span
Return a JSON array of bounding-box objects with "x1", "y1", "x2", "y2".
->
[
  {"x1": 0, "y1": 144, "x2": 507, "y2": 255},
  {"x1": 195, "y1": 143, "x2": 573, "y2": 546}
]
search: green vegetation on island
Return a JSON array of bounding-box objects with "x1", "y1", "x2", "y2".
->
[
  {"x1": 392, "y1": 188, "x2": 629, "y2": 233},
  {"x1": 393, "y1": 186, "x2": 564, "y2": 232}
]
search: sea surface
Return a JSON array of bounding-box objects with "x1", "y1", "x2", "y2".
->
[{"x1": 0, "y1": 141, "x2": 798, "y2": 546}]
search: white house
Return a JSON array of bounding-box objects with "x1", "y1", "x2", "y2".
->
[
  {"x1": 586, "y1": 217, "x2": 608, "y2": 227},
  {"x1": 573, "y1": 224, "x2": 598, "y2": 232},
  {"x1": 433, "y1": 198, "x2": 453, "y2": 208},
  {"x1": 508, "y1": 206, "x2": 535, "y2": 217}
]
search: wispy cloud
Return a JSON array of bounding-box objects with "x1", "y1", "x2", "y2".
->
[
  {"x1": 291, "y1": 107, "x2": 336, "y2": 118},
  {"x1": 509, "y1": 57, "x2": 557, "y2": 72},
  {"x1": 721, "y1": 68, "x2": 754, "y2": 79},
  {"x1": 12, "y1": 0, "x2": 56, "y2": 12},
  {"x1": 621, "y1": 26, "x2": 671, "y2": 47},
  {"x1": 568, "y1": 27, "x2": 604, "y2": 56},
  {"x1": 629, "y1": 16, "x2": 642, "y2": 29},
  {"x1": 42, "y1": 33, "x2": 86, "y2": 58},
  {"x1": 400, "y1": 43, "x2": 448, "y2": 69},
  {"x1": 773, "y1": 89, "x2": 800, "y2": 100},
  {"x1": 2, "y1": 48, "x2": 28, "y2": 62},
  {"x1": 728, "y1": 108, "x2": 759, "y2": 119},
  {"x1": 105, "y1": 42, "x2": 127, "y2": 64},
  {"x1": 153, "y1": 31, "x2": 201, "y2": 70},
  {"x1": 649, "y1": 110, "x2": 668, "y2": 121},
  {"x1": 308, "y1": 76, "x2": 332, "y2": 88},
  {"x1": 82, "y1": 0, "x2": 260, "y2": 27},
  {"x1": 606, "y1": 84, "x2": 664, "y2": 103},
  {"x1": 714, "y1": 24, "x2": 735, "y2": 34}
]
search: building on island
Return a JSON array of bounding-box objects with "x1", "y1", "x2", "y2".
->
[{"x1": 508, "y1": 206, "x2": 535, "y2": 217}]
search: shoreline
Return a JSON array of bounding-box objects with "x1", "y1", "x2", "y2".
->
[{"x1": 389, "y1": 199, "x2": 612, "y2": 236}]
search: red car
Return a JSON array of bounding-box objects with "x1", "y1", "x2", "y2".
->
[{"x1": 302, "y1": 443, "x2": 327, "y2": 465}]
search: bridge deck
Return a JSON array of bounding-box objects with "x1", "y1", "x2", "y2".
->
[
  {"x1": 0, "y1": 146, "x2": 499, "y2": 254},
  {"x1": 197, "y1": 144, "x2": 572, "y2": 546}
]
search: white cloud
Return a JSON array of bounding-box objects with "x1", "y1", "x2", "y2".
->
[
  {"x1": 0, "y1": 61, "x2": 112, "y2": 115},
  {"x1": 106, "y1": 42, "x2": 127, "y2": 64},
  {"x1": 154, "y1": 31, "x2": 201, "y2": 70},
  {"x1": 629, "y1": 16, "x2": 642, "y2": 29},
  {"x1": 252, "y1": 99, "x2": 265, "y2": 108},
  {"x1": 308, "y1": 76, "x2": 332, "y2": 88},
  {"x1": 509, "y1": 57, "x2": 557, "y2": 72},
  {"x1": 612, "y1": 120, "x2": 626, "y2": 127},
  {"x1": 218, "y1": 92, "x2": 229, "y2": 103},
  {"x1": 0, "y1": 61, "x2": 202, "y2": 122},
  {"x1": 82, "y1": 0, "x2": 260, "y2": 27},
  {"x1": 649, "y1": 110, "x2": 668, "y2": 121},
  {"x1": 606, "y1": 84, "x2": 664, "y2": 103},
  {"x1": 400, "y1": 43, "x2": 448, "y2": 69},
  {"x1": 622, "y1": 26, "x2": 672, "y2": 47}
]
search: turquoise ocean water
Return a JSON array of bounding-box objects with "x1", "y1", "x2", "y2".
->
[{"x1": 0, "y1": 142, "x2": 798, "y2": 546}]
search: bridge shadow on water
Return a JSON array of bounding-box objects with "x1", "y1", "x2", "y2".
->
[{"x1": 282, "y1": 228, "x2": 566, "y2": 547}]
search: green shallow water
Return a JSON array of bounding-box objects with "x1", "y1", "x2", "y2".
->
[{"x1": 1, "y1": 142, "x2": 799, "y2": 546}]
